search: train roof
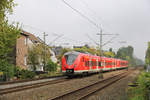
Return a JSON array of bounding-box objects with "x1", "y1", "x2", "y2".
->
[
  {"x1": 64, "y1": 51, "x2": 80, "y2": 56},
  {"x1": 64, "y1": 51, "x2": 128, "y2": 62}
]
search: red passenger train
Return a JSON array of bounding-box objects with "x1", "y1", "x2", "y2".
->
[{"x1": 61, "y1": 51, "x2": 128, "y2": 76}]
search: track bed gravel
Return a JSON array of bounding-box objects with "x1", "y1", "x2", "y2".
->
[
  {"x1": 0, "y1": 76, "x2": 66, "y2": 90},
  {"x1": 0, "y1": 70, "x2": 127, "y2": 100},
  {"x1": 84, "y1": 69, "x2": 140, "y2": 100}
]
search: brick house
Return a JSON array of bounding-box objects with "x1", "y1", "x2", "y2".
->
[
  {"x1": 16, "y1": 31, "x2": 42, "y2": 71},
  {"x1": 16, "y1": 31, "x2": 58, "y2": 71}
]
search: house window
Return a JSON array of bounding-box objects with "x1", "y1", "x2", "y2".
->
[
  {"x1": 17, "y1": 49, "x2": 20, "y2": 54},
  {"x1": 24, "y1": 56, "x2": 27, "y2": 65},
  {"x1": 24, "y1": 37, "x2": 28, "y2": 45}
]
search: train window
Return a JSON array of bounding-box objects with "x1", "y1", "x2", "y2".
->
[
  {"x1": 65, "y1": 55, "x2": 68, "y2": 61},
  {"x1": 93, "y1": 61, "x2": 94, "y2": 66},
  {"x1": 109, "y1": 62, "x2": 112, "y2": 66},
  {"x1": 105, "y1": 62, "x2": 107, "y2": 66},
  {"x1": 92, "y1": 61, "x2": 94, "y2": 66},
  {"x1": 85, "y1": 61, "x2": 88, "y2": 66},
  {"x1": 94, "y1": 61, "x2": 96, "y2": 66},
  {"x1": 99, "y1": 62, "x2": 101, "y2": 67},
  {"x1": 85, "y1": 61, "x2": 87, "y2": 66},
  {"x1": 88, "y1": 61, "x2": 90, "y2": 66},
  {"x1": 102, "y1": 62, "x2": 104, "y2": 66},
  {"x1": 108, "y1": 62, "x2": 110, "y2": 66},
  {"x1": 82, "y1": 57, "x2": 84, "y2": 62},
  {"x1": 92, "y1": 61, "x2": 95, "y2": 66},
  {"x1": 113, "y1": 62, "x2": 115, "y2": 66},
  {"x1": 65, "y1": 54, "x2": 78, "y2": 65},
  {"x1": 101, "y1": 62, "x2": 103, "y2": 66}
]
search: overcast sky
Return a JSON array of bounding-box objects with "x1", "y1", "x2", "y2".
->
[{"x1": 8, "y1": 0, "x2": 150, "y2": 60}]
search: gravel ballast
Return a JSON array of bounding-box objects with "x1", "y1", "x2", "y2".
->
[
  {"x1": 0, "y1": 70, "x2": 130, "y2": 100},
  {"x1": 85, "y1": 69, "x2": 140, "y2": 100}
]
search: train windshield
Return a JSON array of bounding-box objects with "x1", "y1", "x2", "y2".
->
[{"x1": 65, "y1": 54, "x2": 78, "y2": 65}]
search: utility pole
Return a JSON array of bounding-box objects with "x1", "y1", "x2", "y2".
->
[
  {"x1": 43, "y1": 32, "x2": 48, "y2": 71},
  {"x1": 98, "y1": 28, "x2": 103, "y2": 79},
  {"x1": 97, "y1": 28, "x2": 119, "y2": 79}
]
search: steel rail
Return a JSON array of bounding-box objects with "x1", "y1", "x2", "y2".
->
[
  {"x1": 0, "y1": 78, "x2": 69, "y2": 95},
  {"x1": 79, "y1": 71, "x2": 131, "y2": 100},
  {"x1": 0, "y1": 75, "x2": 65, "y2": 85},
  {"x1": 50, "y1": 71, "x2": 131, "y2": 100}
]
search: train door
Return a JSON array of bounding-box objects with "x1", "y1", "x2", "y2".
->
[
  {"x1": 89, "y1": 57, "x2": 92, "y2": 71},
  {"x1": 115, "y1": 59, "x2": 117, "y2": 69},
  {"x1": 96, "y1": 58, "x2": 99, "y2": 71},
  {"x1": 103, "y1": 57, "x2": 106, "y2": 71},
  {"x1": 105, "y1": 57, "x2": 108, "y2": 70}
]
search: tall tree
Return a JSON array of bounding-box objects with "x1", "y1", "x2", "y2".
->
[
  {"x1": 103, "y1": 48, "x2": 115, "y2": 58},
  {"x1": 109, "y1": 48, "x2": 113, "y2": 52},
  {"x1": 104, "y1": 51, "x2": 115, "y2": 58},
  {"x1": 74, "y1": 46, "x2": 97, "y2": 55},
  {"x1": 28, "y1": 44, "x2": 50, "y2": 71},
  {"x1": 0, "y1": 0, "x2": 20, "y2": 81},
  {"x1": 0, "y1": 0, "x2": 20, "y2": 63},
  {"x1": 58, "y1": 48, "x2": 71, "y2": 63},
  {"x1": 116, "y1": 46, "x2": 134, "y2": 66},
  {"x1": 116, "y1": 46, "x2": 134, "y2": 60},
  {"x1": 0, "y1": 22, "x2": 20, "y2": 63},
  {"x1": 145, "y1": 42, "x2": 150, "y2": 66},
  {"x1": 0, "y1": 0, "x2": 16, "y2": 23},
  {"x1": 116, "y1": 46, "x2": 143, "y2": 67}
]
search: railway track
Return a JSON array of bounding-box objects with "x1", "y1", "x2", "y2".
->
[
  {"x1": 0, "y1": 77, "x2": 69, "y2": 95},
  {"x1": 0, "y1": 75, "x2": 65, "y2": 85},
  {"x1": 50, "y1": 70, "x2": 132, "y2": 100}
]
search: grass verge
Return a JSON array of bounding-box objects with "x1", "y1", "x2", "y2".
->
[{"x1": 127, "y1": 71, "x2": 150, "y2": 100}]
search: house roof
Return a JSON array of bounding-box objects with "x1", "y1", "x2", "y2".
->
[{"x1": 21, "y1": 30, "x2": 40, "y2": 43}]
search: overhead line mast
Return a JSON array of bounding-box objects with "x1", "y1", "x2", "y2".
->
[
  {"x1": 62, "y1": 0, "x2": 119, "y2": 79},
  {"x1": 43, "y1": 32, "x2": 48, "y2": 71}
]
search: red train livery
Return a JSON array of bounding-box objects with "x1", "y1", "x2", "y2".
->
[{"x1": 61, "y1": 51, "x2": 128, "y2": 75}]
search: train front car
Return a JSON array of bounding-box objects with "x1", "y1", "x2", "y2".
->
[{"x1": 61, "y1": 51, "x2": 80, "y2": 76}]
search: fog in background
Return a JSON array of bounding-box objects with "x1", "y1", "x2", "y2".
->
[{"x1": 8, "y1": 0, "x2": 150, "y2": 61}]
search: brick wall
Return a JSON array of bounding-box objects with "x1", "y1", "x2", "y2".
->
[{"x1": 16, "y1": 34, "x2": 28, "y2": 69}]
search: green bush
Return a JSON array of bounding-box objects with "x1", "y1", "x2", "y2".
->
[
  {"x1": 14, "y1": 66, "x2": 22, "y2": 78},
  {"x1": 19, "y1": 69, "x2": 36, "y2": 79},
  {"x1": 13, "y1": 67, "x2": 36, "y2": 79},
  {"x1": 144, "y1": 64, "x2": 147, "y2": 69},
  {"x1": 39, "y1": 74, "x2": 49, "y2": 78},
  {"x1": 128, "y1": 72, "x2": 150, "y2": 100},
  {"x1": 0, "y1": 60, "x2": 15, "y2": 81},
  {"x1": 45, "y1": 59, "x2": 58, "y2": 72}
]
